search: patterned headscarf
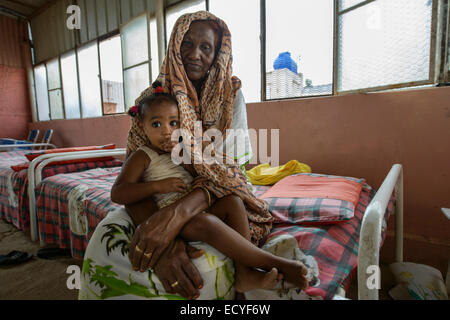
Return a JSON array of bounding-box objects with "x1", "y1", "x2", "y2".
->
[{"x1": 127, "y1": 11, "x2": 272, "y2": 244}]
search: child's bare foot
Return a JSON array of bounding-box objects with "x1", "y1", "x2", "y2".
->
[
  {"x1": 234, "y1": 267, "x2": 282, "y2": 292},
  {"x1": 276, "y1": 259, "x2": 309, "y2": 290}
]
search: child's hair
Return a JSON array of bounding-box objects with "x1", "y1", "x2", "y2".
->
[{"x1": 128, "y1": 81, "x2": 178, "y2": 119}]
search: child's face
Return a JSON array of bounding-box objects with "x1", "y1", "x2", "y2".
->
[{"x1": 140, "y1": 100, "x2": 180, "y2": 153}]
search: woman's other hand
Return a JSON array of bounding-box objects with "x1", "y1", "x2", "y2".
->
[{"x1": 153, "y1": 239, "x2": 204, "y2": 299}]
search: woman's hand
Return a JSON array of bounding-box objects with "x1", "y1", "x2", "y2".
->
[
  {"x1": 155, "y1": 178, "x2": 187, "y2": 194},
  {"x1": 153, "y1": 238, "x2": 204, "y2": 299},
  {"x1": 128, "y1": 204, "x2": 182, "y2": 271},
  {"x1": 128, "y1": 188, "x2": 210, "y2": 277}
]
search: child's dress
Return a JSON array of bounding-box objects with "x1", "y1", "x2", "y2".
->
[{"x1": 139, "y1": 145, "x2": 193, "y2": 208}]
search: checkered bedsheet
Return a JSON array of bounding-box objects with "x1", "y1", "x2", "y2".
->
[
  {"x1": 36, "y1": 167, "x2": 122, "y2": 258},
  {"x1": 0, "y1": 156, "x2": 122, "y2": 231},
  {"x1": 253, "y1": 183, "x2": 393, "y2": 299}
]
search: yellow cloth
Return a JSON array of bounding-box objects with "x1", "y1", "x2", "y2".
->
[{"x1": 247, "y1": 160, "x2": 312, "y2": 185}]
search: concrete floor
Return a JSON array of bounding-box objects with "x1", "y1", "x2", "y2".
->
[{"x1": 0, "y1": 218, "x2": 395, "y2": 300}]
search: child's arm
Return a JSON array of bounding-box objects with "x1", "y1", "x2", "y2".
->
[{"x1": 111, "y1": 150, "x2": 187, "y2": 205}]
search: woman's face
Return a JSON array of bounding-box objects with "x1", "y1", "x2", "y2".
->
[{"x1": 180, "y1": 21, "x2": 219, "y2": 83}]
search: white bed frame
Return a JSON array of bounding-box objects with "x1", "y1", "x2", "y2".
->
[
  {"x1": 26, "y1": 148, "x2": 126, "y2": 243},
  {"x1": 336, "y1": 163, "x2": 403, "y2": 300}
]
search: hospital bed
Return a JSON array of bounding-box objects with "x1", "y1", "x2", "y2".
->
[
  {"x1": 31, "y1": 158, "x2": 402, "y2": 300},
  {"x1": 0, "y1": 147, "x2": 124, "y2": 236}
]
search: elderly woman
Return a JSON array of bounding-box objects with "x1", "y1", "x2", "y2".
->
[{"x1": 79, "y1": 11, "x2": 273, "y2": 300}]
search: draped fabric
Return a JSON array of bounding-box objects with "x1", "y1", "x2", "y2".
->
[{"x1": 126, "y1": 11, "x2": 272, "y2": 243}]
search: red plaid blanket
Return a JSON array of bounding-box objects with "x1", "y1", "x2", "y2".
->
[
  {"x1": 0, "y1": 159, "x2": 122, "y2": 231},
  {"x1": 253, "y1": 182, "x2": 393, "y2": 300},
  {"x1": 35, "y1": 170, "x2": 393, "y2": 300},
  {"x1": 36, "y1": 167, "x2": 122, "y2": 258},
  {"x1": 0, "y1": 150, "x2": 28, "y2": 167}
]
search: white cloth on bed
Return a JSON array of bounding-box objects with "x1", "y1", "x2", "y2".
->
[
  {"x1": 6, "y1": 171, "x2": 18, "y2": 208},
  {"x1": 67, "y1": 184, "x2": 89, "y2": 236},
  {"x1": 244, "y1": 234, "x2": 321, "y2": 300}
]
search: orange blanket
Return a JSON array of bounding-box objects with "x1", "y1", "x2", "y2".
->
[{"x1": 261, "y1": 175, "x2": 365, "y2": 207}]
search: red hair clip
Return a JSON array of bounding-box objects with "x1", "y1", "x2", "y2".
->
[
  {"x1": 129, "y1": 105, "x2": 139, "y2": 114},
  {"x1": 154, "y1": 86, "x2": 164, "y2": 94}
]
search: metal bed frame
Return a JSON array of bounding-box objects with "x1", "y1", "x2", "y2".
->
[{"x1": 26, "y1": 148, "x2": 126, "y2": 243}]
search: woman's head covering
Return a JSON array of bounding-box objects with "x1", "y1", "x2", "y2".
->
[{"x1": 127, "y1": 11, "x2": 272, "y2": 244}]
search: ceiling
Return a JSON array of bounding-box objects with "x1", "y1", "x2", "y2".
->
[{"x1": 0, "y1": 0, "x2": 54, "y2": 18}]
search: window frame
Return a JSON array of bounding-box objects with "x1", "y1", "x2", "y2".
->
[
  {"x1": 98, "y1": 30, "x2": 126, "y2": 115},
  {"x1": 334, "y1": 0, "x2": 445, "y2": 95},
  {"x1": 46, "y1": 57, "x2": 66, "y2": 120},
  {"x1": 259, "y1": 0, "x2": 449, "y2": 101},
  {"x1": 119, "y1": 12, "x2": 153, "y2": 110}
]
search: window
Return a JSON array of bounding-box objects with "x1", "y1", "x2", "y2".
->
[
  {"x1": 209, "y1": 0, "x2": 261, "y2": 103},
  {"x1": 46, "y1": 58, "x2": 64, "y2": 120},
  {"x1": 34, "y1": 64, "x2": 50, "y2": 121},
  {"x1": 336, "y1": 0, "x2": 434, "y2": 92},
  {"x1": 99, "y1": 35, "x2": 125, "y2": 114},
  {"x1": 121, "y1": 13, "x2": 150, "y2": 109},
  {"x1": 60, "y1": 51, "x2": 81, "y2": 119},
  {"x1": 77, "y1": 42, "x2": 102, "y2": 118},
  {"x1": 265, "y1": 0, "x2": 333, "y2": 99},
  {"x1": 165, "y1": 0, "x2": 206, "y2": 46}
]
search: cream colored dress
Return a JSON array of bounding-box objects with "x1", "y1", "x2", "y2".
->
[{"x1": 138, "y1": 145, "x2": 194, "y2": 209}]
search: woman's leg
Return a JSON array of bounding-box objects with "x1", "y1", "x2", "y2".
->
[{"x1": 179, "y1": 195, "x2": 308, "y2": 292}]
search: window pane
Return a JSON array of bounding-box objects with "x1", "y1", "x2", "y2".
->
[
  {"x1": 46, "y1": 58, "x2": 61, "y2": 90},
  {"x1": 150, "y1": 17, "x2": 160, "y2": 82},
  {"x1": 61, "y1": 51, "x2": 81, "y2": 119},
  {"x1": 100, "y1": 35, "x2": 125, "y2": 114},
  {"x1": 49, "y1": 89, "x2": 64, "y2": 120},
  {"x1": 34, "y1": 64, "x2": 50, "y2": 121},
  {"x1": 166, "y1": 0, "x2": 206, "y2": 45},
  {"x1": 209, "y1": 0, "x2": 261, "y2": 102},
  {"x1": 121, "y1": 14, "x2": 149, "y2": 68},
  {"x1": 338, "y1": 0, "x2": 432, "y2": 92},
  {"x1": 78, "y1": 42, "x2": 102, "y2": 118},
  {"x1": 265, "y1": 0, "x2": 333, "y2": 99},
  {"x1": 124, "y1": 63, "x2": 150, "y2": 109}
]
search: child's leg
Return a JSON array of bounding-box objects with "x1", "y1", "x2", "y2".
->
[{"x1": 179, "y1": 195, "x2": 308, "y2": 292}]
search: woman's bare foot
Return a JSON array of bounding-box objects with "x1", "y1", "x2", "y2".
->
[
  {"x1": 234, "y1": 266, "x2": 282, "y2": 292},
  {"x1": 276, "y1": 259, "x2": 309, "y2": 290}
]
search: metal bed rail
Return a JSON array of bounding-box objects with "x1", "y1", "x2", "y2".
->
[
  {"x1": 357, "y1": 164, "x2": 403, "y2": 300},
  {"x1": 27, "y1": 149, "x2": 126, "y2": 242}
]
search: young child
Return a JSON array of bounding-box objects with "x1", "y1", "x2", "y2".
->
[{"x1": 111, "y1": 82, "x2": 309, "y2": 293}]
